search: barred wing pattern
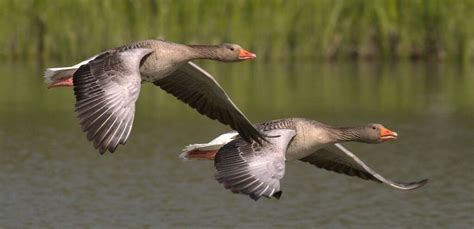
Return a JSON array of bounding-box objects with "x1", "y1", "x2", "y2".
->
[
  {"x1": 214, "y1": 129, "x2": 296, "y2": 200},
  {"x1": 73, "y1": 48, "x2": 153, "y2": 153}
]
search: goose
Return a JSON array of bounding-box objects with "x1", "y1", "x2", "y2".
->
[
  {"x1": 180, "y1": 118, "x2": 428, "y2": 200},
  {"x1": 44, "y1": 39, "x2": 265, "y2": 153}
]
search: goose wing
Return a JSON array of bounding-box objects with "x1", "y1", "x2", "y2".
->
[
  {"x1": 73, "y1": 48, "x2": 153, "y2": 154},
  {"x1": 300, "y1": 143, "x2": 428, "y2": 190},
  {"x1": 214, "y1": 129, "x2": 296, "y2": 200},
  {"x1": 154, "y1": 62, "x2": 265, "y2": 144}
]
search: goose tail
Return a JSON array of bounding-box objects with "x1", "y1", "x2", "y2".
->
[
  {"x1": 179, "y1": 132, "x2": 239, "y2": 161},
  {"x1": 44, "y1": 55, "x2": 97, "y2": 87}
]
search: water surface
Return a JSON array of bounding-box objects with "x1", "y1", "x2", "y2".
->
[{"x1": 0, "y1": 61, "x2": 473, "y2": 228}]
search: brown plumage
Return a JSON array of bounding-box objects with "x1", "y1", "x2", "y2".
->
[
  {"x1": 181, "y1": 118, "x2": 428, "y2": 200},
  {"x1": 45, "y1": 39, "x2": 264, "y2": 153}
]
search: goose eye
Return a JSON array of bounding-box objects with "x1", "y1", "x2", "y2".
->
[
  {"x1": 372, "y1": 126, "x2": 376, "y2": 130},
  {"x1": 229, "y1": 47, "x2": 235, "y2": 51}
]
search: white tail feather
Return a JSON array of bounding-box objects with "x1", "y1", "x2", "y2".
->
[
  {"x1": 180, "y1": 132, "x2": 238, "y2": 161},
  {"x1": 44, "y1": 67, "x2": 77, "y2": 85},
  {"x1": 43, "y1": 55, "x2": 98, "y2": 85}
]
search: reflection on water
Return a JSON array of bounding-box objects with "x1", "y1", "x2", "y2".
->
[{"x1": 0, "y1": 61, "x2": 473, "y2": 228}]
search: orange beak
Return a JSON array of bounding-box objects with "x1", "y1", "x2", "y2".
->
[
  {"x1": 379, "y1": 126, "x2": 398, "y2": 141},
  {"x1": 48, "y1": 76, "x2": 74, "y2": 89},
  {"x1": 238, "y1": 49, "x2": 257, "y2": 60}
]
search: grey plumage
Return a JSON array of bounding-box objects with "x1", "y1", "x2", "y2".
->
[
  {"x1": 206, "y1": 118, "x2": 427, "y2": 200},
  {"x1": 154, "y1": 62, "x2": 264, "y2": 144},
  {"x1": 59, "y1": 39, "x2": 265, "y2": 153},
  {"x1": 215, "y1": 129, "x2": 296, "y2": 200},
  {"x1": 300, "y1": 143, "x2": 428, "y2": 190},
  {"x1": 73, "y1": 48, "x2": 152, "y2": 154}
]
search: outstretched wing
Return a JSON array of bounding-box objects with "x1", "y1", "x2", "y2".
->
[
  {"x1": 300, "y1": 143, "x2": 428, "y2": 190},
  {"x1": 154, "y1": 62, "x2": 265, "y2": 144},
  {"x1": 214, "y1": 129, "x2": 296, "y2": 200},
  {"x1": 73, "y1": 48, "x2": 153, "y2": 154}
]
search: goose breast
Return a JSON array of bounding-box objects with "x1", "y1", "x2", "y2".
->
[{"x1": 286, "y1": 121, "x2": 335, "y2": 161}]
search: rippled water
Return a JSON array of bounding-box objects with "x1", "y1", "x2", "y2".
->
[{"x1": 0, "y1": 61, "x2": 473, "y2": 228}]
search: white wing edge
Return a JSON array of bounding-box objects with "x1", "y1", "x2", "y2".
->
[{"x1": 334, "y1": 143, "x2": 428, "y2": 190}]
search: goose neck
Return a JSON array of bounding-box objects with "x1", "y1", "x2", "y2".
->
[
  {"x1": 187, "y1": 45, "x2": 221, "y2": 61},
  {"x1": 327, "y1": 127, "x2": 363, "y2": 143}
]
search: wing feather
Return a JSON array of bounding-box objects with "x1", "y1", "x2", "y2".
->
[
  {"x1": 214, "y1": 129, "x2": 296, "y2": 200},
  {"x1": 154, "y1": 62, "x2": 265, "y2": 144},
  {"x1": 73, "y1": 48, "x2": 152, "y2": 153},
  {"x1": 300, "y1": 143, "x2": 428, "y2": 190}
]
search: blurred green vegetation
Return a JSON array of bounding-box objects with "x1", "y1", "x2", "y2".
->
[{"x1": 1, "y1": 0, "x2": 474, "y2": 62}]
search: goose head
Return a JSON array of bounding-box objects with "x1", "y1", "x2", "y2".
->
[
  {"x1": 359, "y1": 123, "x2": 398, "y2": 143},
  {"x1": 215, "y1": 43, "x2": 256, "y2": 62}
]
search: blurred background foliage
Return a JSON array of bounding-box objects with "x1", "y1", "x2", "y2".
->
[
  {"x1": 0, "y1": 3, "x2": 473, "y2": 226},
  {"x1": 1, "y1": 0, "x2": 473, "y2": 63}
]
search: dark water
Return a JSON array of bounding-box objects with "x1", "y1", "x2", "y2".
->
[{"x1": 0, "y1": 61, "x2": 473, "y2": 228}]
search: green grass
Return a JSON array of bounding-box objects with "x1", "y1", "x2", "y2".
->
[{"x1": 1, "y1": 0, "x2": 473, "y2": 62}]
